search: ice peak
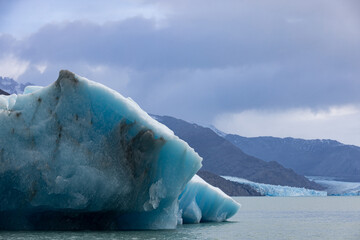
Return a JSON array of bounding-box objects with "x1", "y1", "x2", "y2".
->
[{"x1": 56, "y1": 69, "x2": 79, "y2": 85}]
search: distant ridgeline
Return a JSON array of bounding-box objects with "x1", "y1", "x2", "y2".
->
[
  {"x1": 225, "y1": 135, "x2": 360, "y2": 182},
  {"x1": 152, "y1": 114, "x2": 360, "y2": 195},
  {"x1": 0, "y1": 76, "x2": 32, "y2": 94},
  {"x1": 197, "y1": 170, "x2": 263, "y2": 196},
  {"x1": 0, "y1": 89, "x2": 9, "y2": 95},
  {"x1": 151, "y1": 115, "x2": 323, "y2": 191}
]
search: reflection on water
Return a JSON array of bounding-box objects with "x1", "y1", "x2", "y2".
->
[{"x1": 0, "y1": 197, "x2": 359, "y2": 240}]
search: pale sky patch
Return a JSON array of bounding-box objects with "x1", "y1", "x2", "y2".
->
[
  {"x1": 285, "y1": 18, "x2": 304, "y2": 24},
  {"x1": 0, "y1": 55, "x2": 29, "y2": 79},
  {"x1": 83, "y1": 64, "x2": 131, "y2": 90},
  {"x1": 214, "y1": 105, "x2": 360, "y2": 146},
  {"x1": 35, "y1": 62, "x2": 47, "y2": 74}
]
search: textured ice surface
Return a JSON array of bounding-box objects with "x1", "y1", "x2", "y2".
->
[
  {"x1": 0, "y1": 70, "x2": 241, "y2": 230},
  {"x1": 223, "y1": 176, "x2": 327, "y2": 196},
  {"x1": 308, "y1": 177, "x2": 360, "y2": 196},
  {"x1": 179, "y1": 175, "x2": 240, "y2": 224}
]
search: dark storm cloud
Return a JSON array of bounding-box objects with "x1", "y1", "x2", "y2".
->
[
  {"x1": 19, "y1": 18, "x2": 250, "y2": 69},
  {"x1": 1, "y1": 0, "x2": 359, "y2": 123}
]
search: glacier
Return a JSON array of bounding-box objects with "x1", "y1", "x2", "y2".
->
[
  {"x1": 307, "y1": 176, "x2": 360, "y2": 196},
  {"x1": 223, "y1": 176, "x2": 327, "y2": 196},
  {"x1": 0, "y1": 70, "x2": 240, "y2": 230}
]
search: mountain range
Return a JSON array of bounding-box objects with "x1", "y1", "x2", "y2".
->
[
  {"x1": 0, "y1": 89, "x2": 9, "y2": 95},
  {"x1": 0, "y1": 76, "x2": 32, "y2": 94},
  {"x1": 152, "y1": 115, "x2": 323, "y2": 190},
  {"x1": 225, "y1": 135, "x2": 360, "y2": 181},
  {"x1": 197, "y1": 170, "x2": 262, "y2": 196}
]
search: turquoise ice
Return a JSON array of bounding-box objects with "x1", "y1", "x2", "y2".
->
[
  {"x1": 179, "y1": 175, "x2": 240, "y2": 224},
  {"x1": 0, "y1": 70, "x2": 239, "y2": 230}
]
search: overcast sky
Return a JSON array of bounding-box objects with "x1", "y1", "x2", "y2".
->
[{"x1": 1, "y1": 0, "x2": 360, "y2": 145}]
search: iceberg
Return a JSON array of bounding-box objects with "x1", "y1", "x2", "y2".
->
[
  {"x1": 0, "y1": 70, "x2": 239, "y2": 230},
  {"x1": 179, "y1": 175, "x2": 240, "y2": 224},
  {"x1": 223, "y1": 176, "x2": 327, "y2": 196}
]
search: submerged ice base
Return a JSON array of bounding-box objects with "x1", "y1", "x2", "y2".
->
[{"x1": 0, "y1": 70, "x2": 239, "y2": 230}]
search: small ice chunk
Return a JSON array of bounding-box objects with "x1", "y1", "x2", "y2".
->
[{"x1": 179, "y1": 175, "x2": 240, "y2": 223}]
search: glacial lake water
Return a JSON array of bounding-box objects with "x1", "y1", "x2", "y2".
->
[{"x1": 0, "y1": 197, "x2": 359, "y2": 240}]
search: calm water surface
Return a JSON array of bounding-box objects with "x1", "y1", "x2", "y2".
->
[{"x1": 1, "y1": 197, "x2": 359, "y2": 240}]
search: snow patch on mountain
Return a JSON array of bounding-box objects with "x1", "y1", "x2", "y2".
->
[
  {"x1": 0, "y1": 76, "x2": 32, "y2": 94},
  {"x1": 208, "y1": 125, "x2": 227, "y2": 137}
]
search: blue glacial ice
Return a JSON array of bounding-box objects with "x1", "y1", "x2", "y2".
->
[
  {"x1": 0, "y1": 70, "x2": 239, "y2": 230},
  {"x1": 223, "y1": 176, "x2": 327, "y2": 196},
  {"x1": 307, "y1": 176, "x2": 360, "y2": 196},
  {"x1": 179, "y1": 175, "x2": 240, "y2": 224}
]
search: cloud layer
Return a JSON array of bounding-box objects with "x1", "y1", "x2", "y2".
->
[
  {"x1": 0, "y1": 0, "x2": 359, "y2": 144},
  {"x1": 214, "y1": 105, "x2": 360, "y2": 146}
]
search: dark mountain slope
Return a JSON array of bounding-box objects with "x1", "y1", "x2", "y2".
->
[
  {"x1": 0, "y1": 89, "x2": 9, "y2": 95},
  {"x1": 197, "y1": 170, "x2": 262, "y2": 196},
  {"x1": 226, "y1": 135, "x2": 360, "y2": 181},
  {"x1": 0, "y1": 76, "x2": 32, "y2": 94},
  {"x1": 153, "y1": 115, "x2": 322, "y2": 190}
]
